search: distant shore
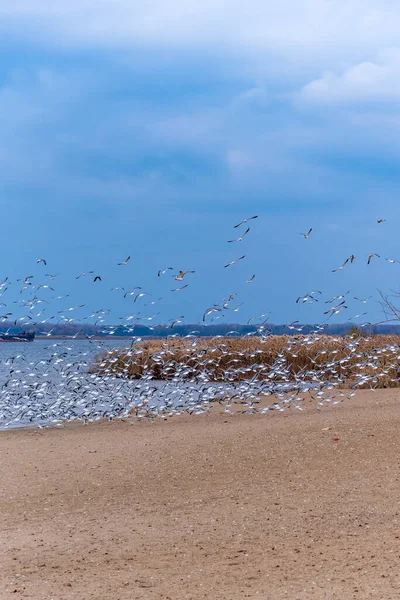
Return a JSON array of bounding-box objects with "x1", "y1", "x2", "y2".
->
[
  {"x1": 35, "y1": 335, "x2": 137, "y2": 340},
  {"x1": 1, "y1": 389, "x2": 400, "y2": 598}
]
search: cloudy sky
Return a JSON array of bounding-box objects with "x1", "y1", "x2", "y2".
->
[{"x1": 2, "y1": 1, "x2": 400, "y2": 326}]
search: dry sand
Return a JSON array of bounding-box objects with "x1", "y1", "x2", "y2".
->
[{"x1": 1, "y1": 390, "x2": 400, "y2": 599}]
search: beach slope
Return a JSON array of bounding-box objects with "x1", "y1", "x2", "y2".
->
[{"x1": 1, "y1": 390, "x2": 400, "y2": 599}]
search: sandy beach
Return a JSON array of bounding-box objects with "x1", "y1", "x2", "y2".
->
[{"x1": 1, "y1": 390, "x2": 400, "y2": 599}]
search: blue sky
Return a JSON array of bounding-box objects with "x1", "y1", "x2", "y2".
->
[{"x1": 1, "y1": 1, "x2": 400, "y2": 327}]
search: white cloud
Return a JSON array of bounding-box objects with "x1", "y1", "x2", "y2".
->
[
  {"x1": 226, "y1": 149, "x2": 255, "y2": 169},
  {"x1": 0, "y1": 68, "x2": 96, "y2": 187},
  {"x1": 146, "y1": 113, "x2": 222, "y2": 146},
  {"x1": 299, "y1": 49, "x2": 400, "y2": 105},
  {"x1": 2, "y1": 2, "x2": 400, "y2": 216},
  {"x1": 2, "y1": 1, "x2": 400, "y2": 75}
]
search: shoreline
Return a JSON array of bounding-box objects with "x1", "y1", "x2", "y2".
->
[{"x1": 1, "y1": 389, "x2": 400, "y2": 598}]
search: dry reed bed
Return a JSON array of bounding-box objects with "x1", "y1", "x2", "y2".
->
[{"x1": 90, "y1": 334, "x2": 400, "y2": 386}]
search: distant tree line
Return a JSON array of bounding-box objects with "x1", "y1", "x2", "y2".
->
[{"x1": 1, "y1": 321, "x2": 399, "y2": 337}]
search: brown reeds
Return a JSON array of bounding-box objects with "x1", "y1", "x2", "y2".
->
[{"x1": 90, "y1": 334, "x2": 400, "y2": 387}]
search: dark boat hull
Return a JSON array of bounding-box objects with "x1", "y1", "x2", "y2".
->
[{"x1": 0, "y1": 332, "x2": 35, "y2": 342}]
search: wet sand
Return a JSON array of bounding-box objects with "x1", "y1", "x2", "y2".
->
[{"x1": 1, "y1": 390, "x2": 400, "y2": 599}]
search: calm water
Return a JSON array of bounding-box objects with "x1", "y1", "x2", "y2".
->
[
  {"x1": 0, "y1": 338, "x2": 128, "y2": 370},
  {"x1": 0, "y1": 340, "x2": 250, "y2": 429},
  {"x1": 0, "y1": 339, "x2": 315, "y2": 430},
  {"x1": 0, "y1": 339, "x2": 133, "y2": 429}
]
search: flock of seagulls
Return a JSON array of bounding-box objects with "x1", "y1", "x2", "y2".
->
[{"x1": 0, "y1": 214, "x2": 399, "y2": 430}]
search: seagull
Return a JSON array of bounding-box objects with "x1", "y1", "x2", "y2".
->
[
  {"x1": 324, "y1": 301, "x2": 347, "y2": 317},
  {"x1": 349, "y1": 312, "x2": 368, "y2": 320},
  {"x1": 296, "y1": 290, "x2": 322, "y2": 304},
  {"x1": 228, "y1": 227, "x2": 250, "y2": 243},
  {"x1": 171, "y1": 285, "x2": 188, "y2": 292},
  {"x1": 224, "y1": 255, "x2": 245, "y2": 268},
  {"x1": 354, "y1": 296, "x2": 372, "y2": 303},
  {"x1": 325, "y1": 291, "x2": 350, "y2": 304},
  {"x1": 37, "y1": 258, "x2": 47, "y2": 266},
  {"x1": 145, "y1": 297, "x2": 162, "y2": 305},
  {"x1": 76, "y1": 271, "x2": 94, "y2": 279},
  {"x1": 385, "y1": 258, "x2": 400, "y2": 264},
  {"x1": 93, "y1": 276, "x2": 102, "y2": 282},
  {"x1": 14, "y1": 315, "x2": 32, "y2": 326},
  {"x1": 169, "y1": 316, "x2": 185, "y2": 329},
  {"x1": 203, "y1": 306, "x2": 222, "y2": 321},
  {"x1": 231, "y1": 302, "x2": 244, "y2": 312},
  {"x1": 332, "y1": 256, "x2": 354, "y2": 272},
  {"x1": 124, "y1": 287, "x2": 142, "y2": 298},
  {"x1": 158, "y1": 267, "x2": 173, "y2": 277},
  {"x1": 299, "y1": 228, "x2": 312, "y2": 239},
  {"x1": 134, "y1": 292, "x2": 150, "y2": 302},
  {"x1": 367, "y1": 253, "x2": 380, "y2": 264},
  {"x1": 234, "y1": 215, "x2": 258, "y2": 229},
  {"x1": 174, "y1": 270, "x2": 195, "y2": 281},
  {"x1": 332, "y1": 260, "x2": 348, "y2": 272},
  {"x1": 45, "y1": 273, "x2": 58, "y2": 280},
  {"x1": 222, "y1": 293, "x2": 236, "y2": 306},
  {"x1": 118, "y1": 256, "x2": 130, "y2": 266},
  {"x1": 247, "y1": 312, "x2": 270, "y2": 325},
  {"x1": 285, "y1": 321, "x2": 303, "y2": 331},
  {"x1": 36, "y1": 284, "x2": 54, "y2": 291},
  {"x1": 246, "y1": 274, "x2": 255, "y2": 283},
  {"x1": 377, "y1": 218, "x2": 386, "y2": 223}
]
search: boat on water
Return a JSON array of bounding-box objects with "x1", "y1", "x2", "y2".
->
[{"x1": 0, "y1": 331, "x2": 35, "y2": 342}]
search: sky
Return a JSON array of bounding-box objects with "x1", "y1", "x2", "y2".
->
[{"x1": 2, "y1": 1, "x2": 400, "y2": 327}]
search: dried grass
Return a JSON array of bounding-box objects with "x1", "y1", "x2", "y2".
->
[{"x1": 90, "y1": 334, "x2": 400, "y2": 387}]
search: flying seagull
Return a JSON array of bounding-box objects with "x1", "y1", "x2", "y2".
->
[
  {"x1": 332, "y1": 255, "x2": 355, "y2": 272},
  {"x1": 332, "y1": 259, "x2": 349, "y2": 273},
  {"x1": 224, "y1": 255, "x2": 245, "y2": 268},
  {"x1": 158, "y1": 267, "x2": 173, "y2": 277},
  {"x1": 385, "y1": 258, "x2": 400, "y2": 264},
  {"x1": 174, "y1": 270, "x2": 195, "y2": 281},
  {"x1": 377, "y1": 218, "x2": 386, "y2": 223},
  {"x1": 118, "y1": 256, "x2": 130, "y2": 266},
  {"x1": 367, "y1": 253, "x2": 380, "y2": 264},
  {"x1": 36, "y1": 284, "x2": 54, "y2": 291},
  {"x1": 296, "y1": 290, "x2": 321, "y2": 304},
  {"x1": 300, "y1": 228, "x2": 312, "y2": 239},
  {"x1": 324, "y1": 301, "x2": 347, "y2": 317},
  {"x1": 234, "y1": 215, "x2": 258, "y2": 229},
  {"x1": 171, "y1": 284, "x2": 188, "y2": 292},
  {"x1": 134, "y1": 292, "x2": 150, "y2": 302},
  {"x1": 0, "y1": 312, "x2": 12, "y2": 320},
  {"x1": 228, "y1": 227, "x2": 250, "y2": 243},
  {"x1": 37, "y1": 258, "x2": 47, "y2": 266},
  {"x1": 145, "y1": 297, "x2": 162, "y2": 305},
  {"x1": 246, "y1": 274, "x2": 255, "y2": 283},
  {"x1": 349, "y1": 312, "x2": 368, "y2": 320},
  {"x1": 169, "y1": 316, "x2": 185, "y2": 329},
  {"x1": 124, "y1": 287, "x2": 142, "y2": 298},
  {"x1": 325, "y1": 291, "x2": 350, "y2": 304},
  {"x1": 203, "y1": 306, "x2": 222, "y2": 321},
  {"x1": 93, "y1": 276, "x2": 102, "y2": 282}
]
